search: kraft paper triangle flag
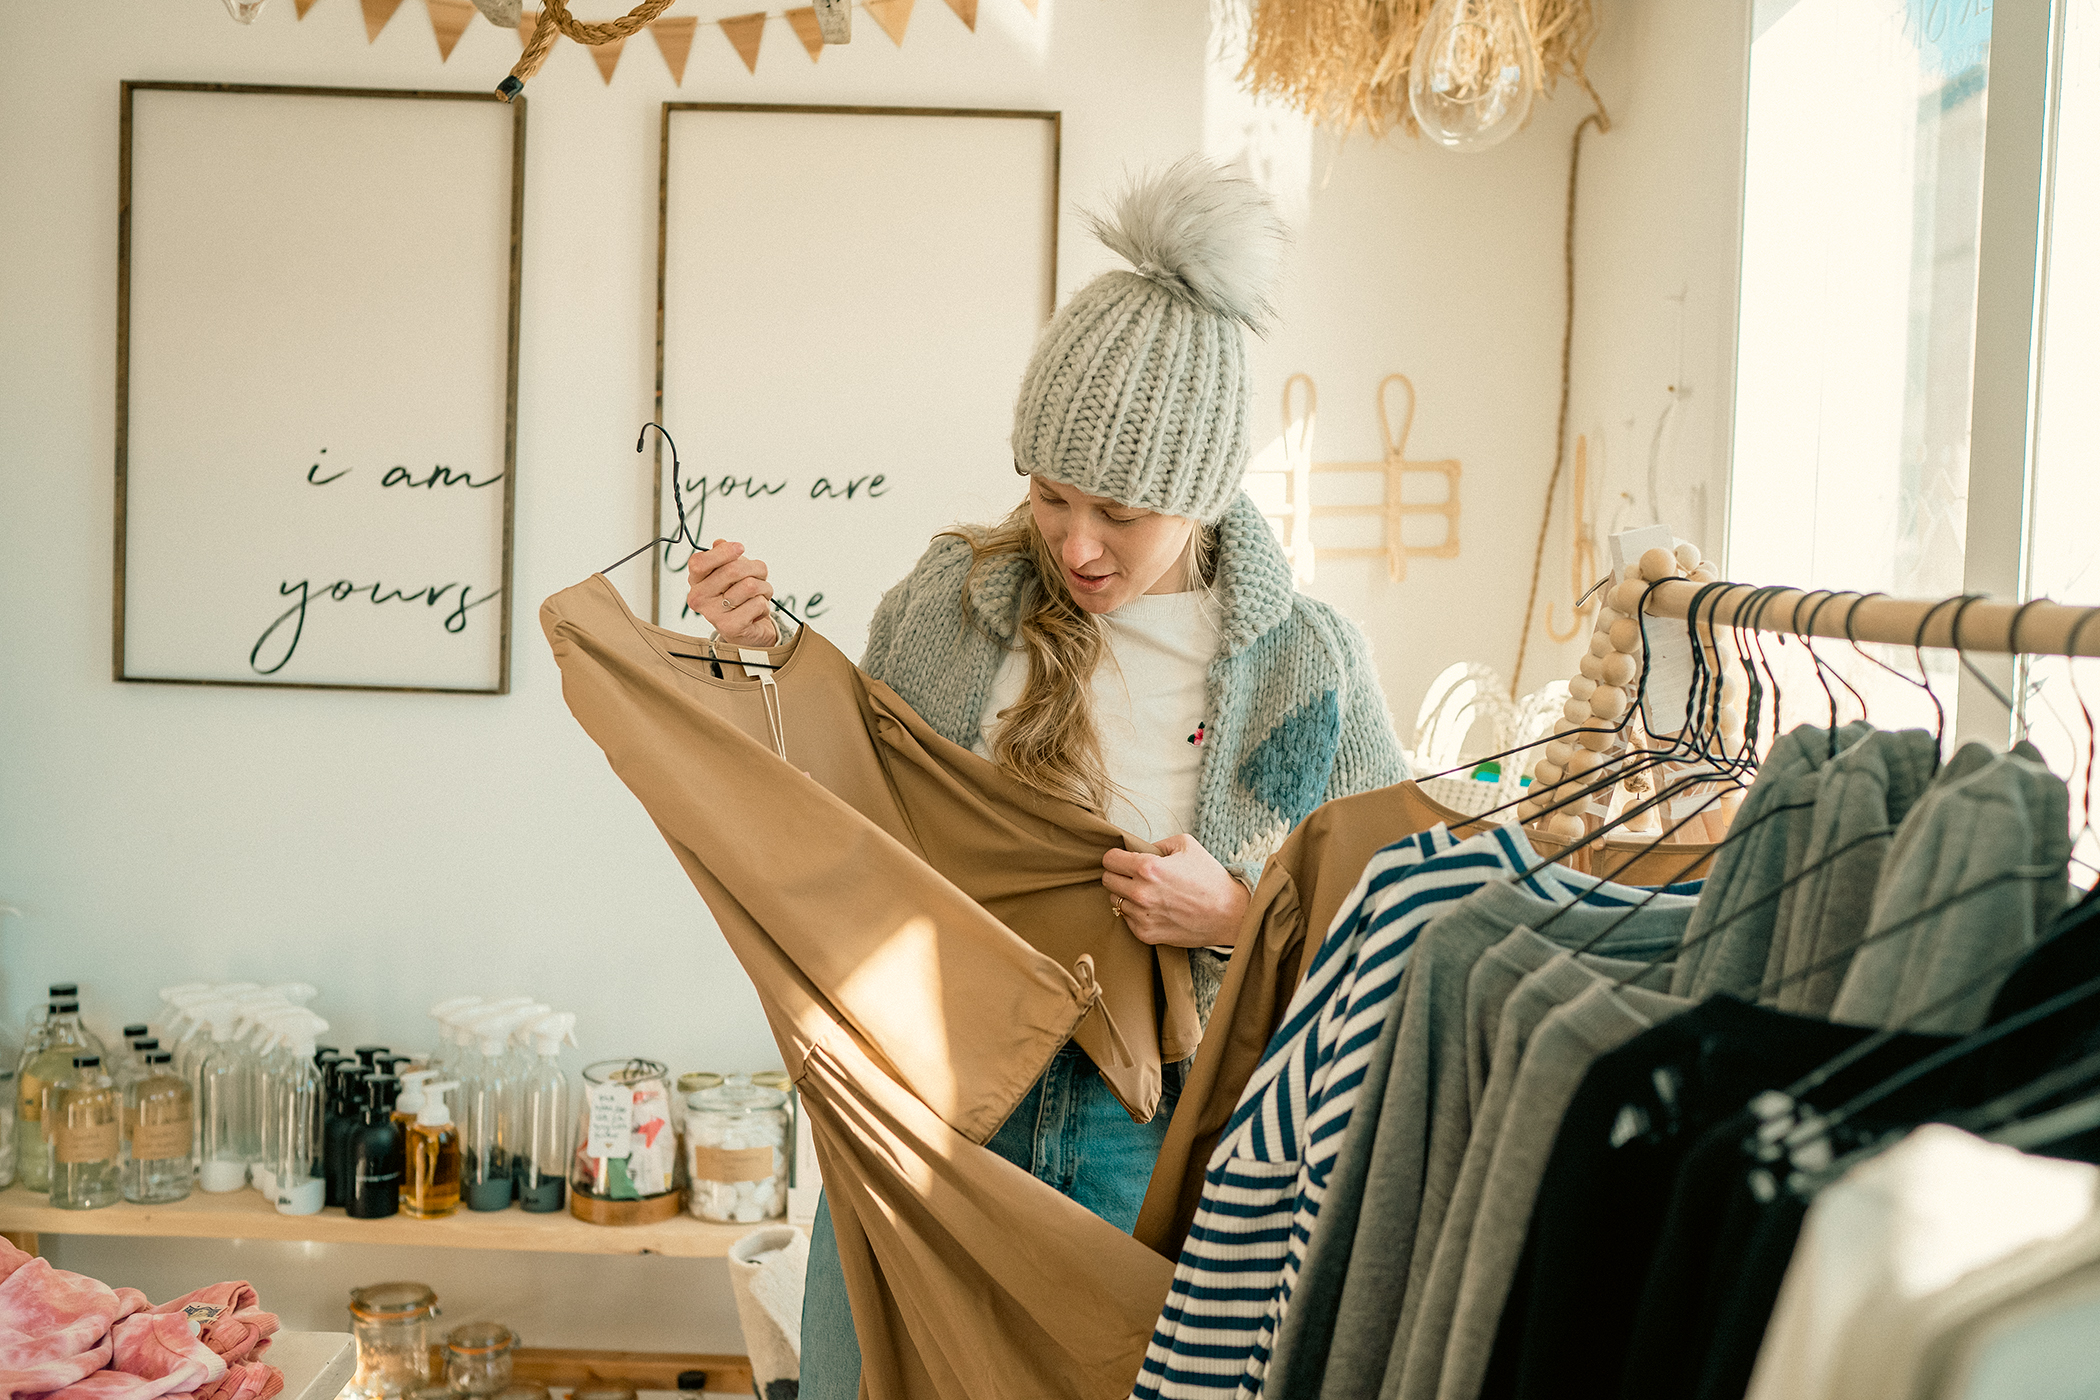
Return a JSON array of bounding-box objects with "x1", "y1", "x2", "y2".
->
[
  {"x1": 784, "y1": 7, "x2": 824, "y2": 59},
  {"x1": 590, "y1": 32, "x2": 626, "y2": 83},
  {"x1": 719, "y1": 12, "x2": 765, "y2": 73},
  {"x1": 866, "y1": 0, "x2": 913, "y2": 46},
  {"x1": 516, "y1": 10, "x2": 534, "y2": 46},
  {"x1": 1016, "y1": 0, "x2": 1036, "y2": 12},
  {"x1": 361, "y1": 0, "x2": 407, "y2": 40},
  {"x1": 650, "y1": 16, "x2": 697, "y2": 83},
  {"x1": 426, "y1": 0, "x2": 475, "y2": 59},
  {"x1": 294, "y1": 0, "x2": 323, "y2": 16},
  {"x1": 941, "y1": 0, "x2": 976, "y2": 28}
]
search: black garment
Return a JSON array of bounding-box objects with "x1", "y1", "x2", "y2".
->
[
  {"x1": 1955, "y1": 894, "x2": 2100, "y2": 1118},
  {"x1": 1608, "y1": 1025, "x2": 1959, "y2": 1400},
  {"x1": 1485, "y1": 997, "x2": 1873, "y2": 1400}
]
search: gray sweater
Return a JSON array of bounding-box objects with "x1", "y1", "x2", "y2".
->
[{"x1": 860, "y1": 490, "x2": 1409, "y2": 1018}]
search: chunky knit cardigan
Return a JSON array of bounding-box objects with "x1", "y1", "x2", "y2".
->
[{"x1": 861, "y1": 491, "x2": 1410, "y2": 1020}]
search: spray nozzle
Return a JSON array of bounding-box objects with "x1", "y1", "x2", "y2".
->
[
  {"x1": 527, "y1": 1011, "x2": 578, "y2": 1056},
  {"x1": 462, "y1": 1004, "x2": 544, "y2": 1056}
]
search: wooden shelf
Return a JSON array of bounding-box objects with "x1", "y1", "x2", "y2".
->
[{"x1": 0, "y1": 1185, "x2": 752, "y2": 1258}]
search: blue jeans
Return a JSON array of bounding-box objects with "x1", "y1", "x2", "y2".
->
[{"x1": 799, "y1": 1045, "x2": 1188, "y2": 1400}]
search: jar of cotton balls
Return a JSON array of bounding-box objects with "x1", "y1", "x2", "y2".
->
[{"x1": 684, "y1": 1075, "x2": 787, "y2": 1223}]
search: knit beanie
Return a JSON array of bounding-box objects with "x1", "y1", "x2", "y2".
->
[{"x1": 1011, "y1": 156, "x2": 1287, "y2": 524}]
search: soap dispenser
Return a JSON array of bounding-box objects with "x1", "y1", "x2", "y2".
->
[
  {"x1": 405, "y1": 1080, "x2": 461, "y2": 1219},
  {"x1": 347, "y1": 1074, "x2": 404, "y2": 1219}
]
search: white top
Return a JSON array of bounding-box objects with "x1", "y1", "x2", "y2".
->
[
  {"x1": 973, "y1": 590, "x2": 1222, "y2": 842},
  {"x1": 1745, "y1": 1124, "x2": 2099, "y2": 1400}
]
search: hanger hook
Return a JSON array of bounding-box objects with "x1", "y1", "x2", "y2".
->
[
  {"x1": 1948, "y1": 594, "x2": 2017, "y2": 717},
  {"x1": 2063, "y1": 607, "x2": 2100, "y2": 846},
  {"x1": 1912, "y1": 594, "x2": 1970, "y2": 750}
]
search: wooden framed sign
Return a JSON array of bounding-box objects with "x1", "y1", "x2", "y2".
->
[
  {"x1": 115, "y1": 82, "x2": 525, "y2": 694},
  {"x1": 651, "y1": 103, "x2": 1060, "y2": 657}
]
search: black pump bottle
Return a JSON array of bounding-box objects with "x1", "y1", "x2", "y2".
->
[{"x1": 346, "y1": 1074, "x2": 405, "y2": 1218}]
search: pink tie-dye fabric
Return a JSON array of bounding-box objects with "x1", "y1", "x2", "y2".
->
[{"x1": 0, "y1": 1240, "x2": 277, "y2": 1400}]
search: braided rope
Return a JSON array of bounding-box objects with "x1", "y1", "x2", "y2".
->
[
  {"x1": 1510, "y1": 94, "x2": 1611, "y2": 697},
  {"x1": 501, "y1": 0, "x2": 677, "y2": 97}
]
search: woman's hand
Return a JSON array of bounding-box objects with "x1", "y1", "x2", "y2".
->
[
  {"x1": 686, "y1": 540, "x2": 781, "y2": 647},
  {"x1": 1101, "y1": 834, "x2": 1250, "y2": 949}
]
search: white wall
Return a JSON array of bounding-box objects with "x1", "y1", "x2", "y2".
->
[
  {"x1": 0, "y1": 0, "x2": 1749, "y2": 1361},
  {"x1": 1531, "y1": 0, "x2": 1753, "y2": 690}
]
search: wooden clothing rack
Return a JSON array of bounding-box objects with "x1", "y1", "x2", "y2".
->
[{"x1": 1640, "y1": 582, "x2": 2100, "y2": 658}]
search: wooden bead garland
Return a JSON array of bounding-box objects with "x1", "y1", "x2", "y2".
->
[{"x1": 1517, "y1": 534, "x2": 1747, "y2": 848}]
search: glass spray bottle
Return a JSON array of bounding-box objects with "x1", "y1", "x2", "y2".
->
[
  {"x1": 197, "y1": 1010, "x2": 256, "y2": 1192},
  {"x1": 517, "y1": 1011, "x2": 575, "y2": 1213},
  {"x1": 460, "y1": 1007, "x2": 539, "y2": 1211},
  {"x1": 267, "y1": 1010, "x2": 328, "y2": 1214}
]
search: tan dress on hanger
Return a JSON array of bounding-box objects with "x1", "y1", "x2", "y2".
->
[{"x1": 542, "y1": 575, "x2": 1198, "y2": 1400}]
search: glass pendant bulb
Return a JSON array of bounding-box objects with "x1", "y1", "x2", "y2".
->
[
  {"x1": 221, "y1": 0, "x2": 269, "y2": 22},
  {"x1": 1408, "y1": 0, "x2": 1541, "y2": 153}
]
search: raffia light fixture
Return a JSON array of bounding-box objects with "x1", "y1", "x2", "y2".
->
[{"x1": 1234, "y1": 0, "x2": 1600, "y2": 138}]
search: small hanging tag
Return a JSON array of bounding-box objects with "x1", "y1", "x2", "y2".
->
[{"x1": 585, "y1": 1080, "x2": 628, "y2": 1159}]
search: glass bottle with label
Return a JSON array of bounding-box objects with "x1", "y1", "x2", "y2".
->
[
  {"x1": 124, "y1": 1051, "x2": 193, "y2": 1203},
  {"x1": 50, "y1": 1055, "x2": 122, "y2": 1209},
  {"x1": 15, "y1": 999, "x2": 94, "y2": 1192}
]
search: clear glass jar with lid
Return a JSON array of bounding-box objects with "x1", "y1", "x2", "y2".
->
[
  {"x1": 444, "y1": 1321, "x2": 517, "y2": 1396},
  {"x1": 348, "y1": 1281, "x2": 439, "y2": 1398},
  {"x1": 684, "y1": 1074, "x2": 787, "y2": 1223},
  {"x1": 571, "y1": 1059, "x2": 681, "y2": 1225}
]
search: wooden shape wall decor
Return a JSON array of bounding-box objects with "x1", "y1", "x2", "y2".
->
[
  {"x1": 362, "y1": 0, "x2": 407, "y2": 41},
  {"x1": 785, "y1": 8, "x2": 826, "y2": 59},
  {"x1": 589, "y1": 32, "x2": 627, "y2": 83},
  {"x1": 1545, "y1": 432, "x2": 1601, "y2": 642},
  {"x1": 719, "y1": 12, "x2": 766, "y2": 73},
  {"x1": 1260, "y1": 373, "x2": 1464, "y2": 583},
  {"x1": 650, "y1": 16, "x2": 697, "y2": 83},
  {"x1": 426, "y1": 0, "x2": 476, "y2": 60},
  {"x1": 865, "y1": 0, "x2": 914, "y2": 46}
]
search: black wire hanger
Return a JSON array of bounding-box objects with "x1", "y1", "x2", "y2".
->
[{"x1": 603, "y1": 423, "x2": 803, "y2": 674}]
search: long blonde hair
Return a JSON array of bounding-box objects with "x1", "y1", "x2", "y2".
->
[{"x1": 948, "y1": 498, "x2": 1218, "y2": 812}]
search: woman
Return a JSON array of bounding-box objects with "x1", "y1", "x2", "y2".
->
[{"x1": 686, "y1": 157, "x2": 1407, "y2": 1398}]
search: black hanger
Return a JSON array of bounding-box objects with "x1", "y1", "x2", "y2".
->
[{"x1": 602, "y1": 423, "x2": 803, "y2": 675}]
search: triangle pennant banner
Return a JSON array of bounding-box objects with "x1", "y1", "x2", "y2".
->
[
  {"x1": 650, "y1": 16, "x2": 697, "y2": 84},
  {"x1": 294, "y1": 0, "x2": 323, "y2": 16},
  {"x1": 426, "y1": 0, "x2": 475, "y2": 59},
  {"x1": 784, "y1": 7, "x2": 825, "y2": 60},
  {"x1": 941, "y1": 0, "x2": 976, "y2": 29},
  {"x1": 865, "y1": 0, "x2": 913, "y2": 46},
  {"x1": 1016, "y1": 0, "x2": 1036, "y2": 12},
  {"x1": 590, "y1": 32, "x2": 626, "y2": 83},
  {"x1": 719, "y1": 12, "x2": 766, "y2": 74},
  {"x1": 516, "y1": 11, "x2": 535, "y2": 46},
  {"x1": 361, "y1": 0, "x2": 407, "y2": 40}
]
